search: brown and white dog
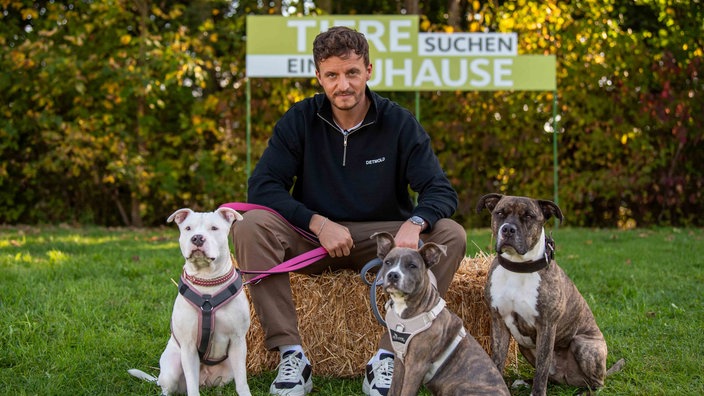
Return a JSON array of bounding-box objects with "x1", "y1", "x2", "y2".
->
[
  {"x1": 373, "y1": 232, "x2": 509, "y2": 396},
  {"x1": 129, "y1": 207, "x2": 251, "y2": 396},
  {"x1": 477, "y1": 193, "x2": 624, "y2": 396}
]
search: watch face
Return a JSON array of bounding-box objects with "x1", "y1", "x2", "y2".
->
[{"x1": 410, "y1": 216, "x2": 424, "y2": 226}]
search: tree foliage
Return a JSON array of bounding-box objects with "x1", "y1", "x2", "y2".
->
[{"x1": 1, "y1": 0, "x2": 702, "y2": 227}]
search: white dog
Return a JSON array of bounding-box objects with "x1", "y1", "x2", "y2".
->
[{"x1": 129, "y1": 207, "x2": 251, "y2": 396}]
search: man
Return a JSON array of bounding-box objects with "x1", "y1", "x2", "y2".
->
[{"x1": 232, "y1": 26, "x2": 466, "y2": 396}]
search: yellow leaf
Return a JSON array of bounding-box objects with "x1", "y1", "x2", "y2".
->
[
  {"x1": 420, "y1": 19, "x2": 430, "y2": 31},
  {"x1": 169, "y1": 8, "x2": 183, "y2": 18},
  {"x1": 120, "y1": 35, "x2": 131, "y2": 45},
  {"x1": 10, "y1": 50, "x2": 26, "y2": 66},
  {"x1": 151, "y1": 5, "x2": 165, "y2": 18},
  {"x1": 21, "y1": 8, "x2": 38, "y2": 20}
]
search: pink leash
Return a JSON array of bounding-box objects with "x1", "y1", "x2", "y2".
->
[{"x1": 219, "y1": 202, "x2": 328, "y2": 285}]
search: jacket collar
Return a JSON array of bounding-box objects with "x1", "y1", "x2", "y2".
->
[{"x1": 317, "y1": 86, "x2": 378, "y2": 128}]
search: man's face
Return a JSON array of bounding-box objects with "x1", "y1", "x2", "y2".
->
[{"x1": 315, "y1": 52, "x2": 372, "y2": 112}]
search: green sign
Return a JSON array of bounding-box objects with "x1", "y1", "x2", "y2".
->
[{"x1": 246, "y1": 15, "x2": 556, "y2": 91}]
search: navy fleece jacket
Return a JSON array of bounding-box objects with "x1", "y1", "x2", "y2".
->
[{"x1": 247, "y1": 87, "x2": 458, "y2": 233}]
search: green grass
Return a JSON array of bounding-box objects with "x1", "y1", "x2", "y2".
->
[{"x1": 1, "y1": 225, "x2": 702, "y2": 395}]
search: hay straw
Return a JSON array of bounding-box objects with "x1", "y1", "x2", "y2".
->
[{"x1": 244, "y1": 254, "x2": 517, "y2": 378}]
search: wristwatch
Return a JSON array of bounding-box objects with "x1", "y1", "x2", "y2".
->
[{"x1": 408, "y1": 215, "x2": 426, "y2": 230}]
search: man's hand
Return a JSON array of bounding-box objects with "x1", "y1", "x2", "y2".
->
[
  {"x1": 395, "y1": 220, "x2": 423, "y2": 249},
  {"x1": 311, "y1": 214, "x2": 354, "y2": 258}
]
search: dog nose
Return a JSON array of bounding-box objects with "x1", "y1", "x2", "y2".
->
[
  {"x1": 191, "y1": 234, "x2": 205, "y2": 247},
  {"x1": 500, "y1": 223, "x2": 517, "y2": 238},
  {"x1": 386, "y1": 271, "x2": 400, "y2": 283}
]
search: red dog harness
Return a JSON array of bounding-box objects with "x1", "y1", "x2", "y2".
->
[{"x1": 176, "y1": 263, "x2": 244, "y2": 365}]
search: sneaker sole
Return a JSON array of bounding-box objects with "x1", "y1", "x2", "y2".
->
[
  {"x1": 363, "y1": 377, "x2": 389, "y2": 396},
  {"x1": 269, "y1": 380, "x2": 313, "y2": 396}
]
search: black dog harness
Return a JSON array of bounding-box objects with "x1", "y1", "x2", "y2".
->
[{"x1": 176, "y1": 264, "x2": 244, "y2": 365}]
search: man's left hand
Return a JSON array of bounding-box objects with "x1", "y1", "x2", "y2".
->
[{"x1": 395, "y1": 220, "x2": 423, "y2": 249}]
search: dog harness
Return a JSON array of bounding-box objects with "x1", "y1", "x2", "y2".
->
[
  {"x1": 176, "y1": 262, "x2": 244, "y2": 365},
  {"x1": 385, "y1": 298, "x2": 468, "y2": 383}
]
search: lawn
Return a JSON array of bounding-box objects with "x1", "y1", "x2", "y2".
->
[{"x1": 0, "y1": 225, "x2": 702, "y2": 395}]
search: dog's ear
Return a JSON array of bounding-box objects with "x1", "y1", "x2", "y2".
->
[
  {"x1": 538, "y1": 199, "x2": 564, "y2": 224},
  {"x1": 217, "y1": 207, "x2": 244, "y2": 224},
  {"x1": 370, "y1": 232, "x2": 395, "y2": 259},
  {"x1": 167, "y1": 208, "x2": 193, "y2": 224},
  {"x1": 418, "y1": 242, "x2": 447, "y2": 269},
  {"x1": 476, "y1": 193, "x2": 503, "y2": 213}
]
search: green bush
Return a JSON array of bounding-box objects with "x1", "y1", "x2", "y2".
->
[{"x1": 0, "y1": 1, "x2": 701, "y2": 227}]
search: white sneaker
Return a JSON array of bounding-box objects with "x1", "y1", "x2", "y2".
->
[
  {"x1": 269, "y1": 350, "x2": 313, "y2": 395},
  {"x1": 362, "y1": 352, "x2": 394, "y2": 396}
]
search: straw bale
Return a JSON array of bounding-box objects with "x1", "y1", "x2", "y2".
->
[{"x1": 244, "y1": 253, "x2": 517, "y2": 378}]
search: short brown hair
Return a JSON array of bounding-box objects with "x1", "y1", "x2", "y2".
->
[{"x1": 312, "y1": 26, "x2": 370, "y2": 70}]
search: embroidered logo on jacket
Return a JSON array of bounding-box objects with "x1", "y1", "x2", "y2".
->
[{"x1": 365, "y1": 157, "x2": 385, "y2": 165}]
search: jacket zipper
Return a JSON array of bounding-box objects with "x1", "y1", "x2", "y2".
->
[
  {"x1": 318, "y1": 114, "x2": 372, "y2": 167},
  {"x1": 341, "y1": 124, "x2": 373, "y2": 166},
  {"x1": 343, "y1": 132, "x2": 349, "y2": 166}
]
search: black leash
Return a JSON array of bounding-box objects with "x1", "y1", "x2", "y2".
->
[{"x1": 360, "y1": 257, "x2": 387, "y2": 327}]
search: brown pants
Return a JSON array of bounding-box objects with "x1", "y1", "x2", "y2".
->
[{"x1": 232, "y1": 209, "x2": 467, "y2": 352}]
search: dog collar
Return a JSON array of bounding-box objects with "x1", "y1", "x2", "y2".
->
[
  {"x1": 497, "y1": 236, "x2": 555, "y2": 273},
  {"x1": 183, "y1": 256, "x2": 236, "y2": 287}
]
